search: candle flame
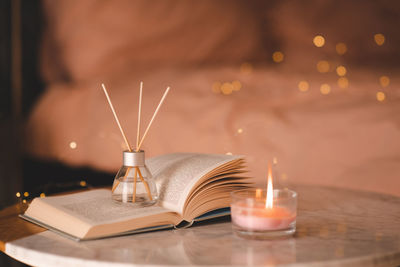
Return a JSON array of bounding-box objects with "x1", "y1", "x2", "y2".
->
[{"x1": 266, "y1": 163, "x2": 273, "y2": 209}]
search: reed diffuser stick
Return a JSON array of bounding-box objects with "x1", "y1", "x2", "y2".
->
[
  {"x1": 136, "y1": 82, "x2": 143, "y2": 149},
  {"x1": 101, "y1": 83, "x2": 132, "y2": 152},
  {"x1": 137, "y1": 168, "x2": 153, "y2": 201},
  {"x1": 133, "y1": 82, "x2": 143, "y2": 202},
  {"x1": 137, "y1": 87, "x2": 170, "y2": 151}
]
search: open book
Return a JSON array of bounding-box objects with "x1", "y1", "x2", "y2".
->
[{"x1": 22, "y1": 153, "x2": 250, "y2": 240}]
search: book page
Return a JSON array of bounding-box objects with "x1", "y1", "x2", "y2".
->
[
  {"x1": 28, "y1": 189, "x2": 171, "y2": 226},
  {"x1": 147, "y1": 153, "x2": 243, "y2": 214}
]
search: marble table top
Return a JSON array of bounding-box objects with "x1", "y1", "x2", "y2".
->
[{"x1": 3, "y1": 185, "x2": 400, "y2": 267}]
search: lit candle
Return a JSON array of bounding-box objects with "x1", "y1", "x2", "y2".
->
[{"x1": 231, "y1": 163, "x2": 297, "y2": 239}]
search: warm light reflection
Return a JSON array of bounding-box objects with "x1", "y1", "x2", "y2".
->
[
  {"x1": 255, "y1": 188, "x2": 262, "y2": 198},
  {"x1": 336, "y1": 66, "x2": 347, "y2": 76},
  {"x1": 376, "y1": 91, "x2": 385, "y2": 102},
  {"x1": 266, "y1": 163, "x2": 273, "y2": 209},
  {"x1": 379, "y1": 76, "x2": 390, "y2": 87},
  {"x1": 374, "y1": 33, "x2": 385, "y2": 46},
  {"x1": 335, "y1": 247, "x2": 345, "y2": 258},
  {"x1": 319, "y1": 226, "x2": 330, "y2": 238},
  {"x1": 317, "y1": 61, "x2": 330, "y2": 73},
  {"x1": 336, "y1": 43, "x2": 347, "y2": 55},
  {"x1": 298, "y1": 81, "x2": 309, "y2": 92},
  {"x1": 338, "y1": 77, "x2": 349, "y2": 89},
  {"x1": 226, "y1": 152, "x2": 233, "y2": 155},
  {"x1": 313, "y1": 35, "x2": 325, "y2": 47},
  {"x1": 237, "y1": 128, "x2": 243, "y2": 134},
  {"x1": 320, "y1": 84, "x2": 331, "y2": 95},
  {"x1": 272, "y1": 51, "x2": 284, "y2": 63}
]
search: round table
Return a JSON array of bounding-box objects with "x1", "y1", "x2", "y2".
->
[{"x1": 2, "y1": 185, "x2": 400, "y2": 267}]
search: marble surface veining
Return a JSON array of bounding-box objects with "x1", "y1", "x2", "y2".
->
[{"x1": 5, "y1": 185, "x2": 400, "y2": 267}]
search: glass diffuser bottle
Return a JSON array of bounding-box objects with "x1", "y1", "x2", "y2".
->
[{"x1": 112, "y1": 150, "x2": 158, "y2": 206}]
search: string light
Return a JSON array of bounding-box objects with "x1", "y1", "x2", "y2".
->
[
  {"x1": 317, "y1": 61, "x2": 330, "y2": 73},
  {"x1": 337, "y1": 77, "x2": 349, "y2": 89},
  {"x1": 69, "y1": 141, "x2": 77, "y2": 149},
  {"x1": 212, "y1": 82, "x2": 222, "y2": 94},
  {"x1": 221, "y1": 83, "x2": 233, "y2": 95},
  {"x1": 298, "y1": 81, "x2": 309, "y2": 92},
  {"x1": 40, "y1": 193, "x2": 46, "y2": 198},
  {"x1": 232, "y1": 80, "x2": 242, "y2": 91},
  {"x1": 376, "y1": 91, "x2": 385, "y2": 102},
  {"x1": 336, "y1": 66, "x2": 347, "y2": 76},
  {"x1": 80, "y1": 180, "x2": 87, "y2": 187},
  {"x1": 374, "y1": 33, "x2": 385, "y2": 46},
  {"x1": 16, "y1": 192, "x2": 21, "y2": 197},
  {"x1": 336, "y1": 43, "x2": 347, "y2": 55},
  {"x1": 272, "y1": 51, "x2": 284, "y2": 63},
  {"x1": 24, "y1": 192, "x2": 29, "y2": 197},
  {"x1": 320, "y1": 84, "x2": 331, "y2": 95},
  {"x1": 379, "y1": 76, "x2": 390, "y2": 87},
  {"x1": 313, "y1": 35, "x2": 325, "y2": 47},
  {"x1": 22, "y1": 199, "x2": 27, "y2": 204}
]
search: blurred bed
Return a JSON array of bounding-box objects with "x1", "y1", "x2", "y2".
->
[{"x1": 25, "y1": 0, "x2": 400, "y2": 196}]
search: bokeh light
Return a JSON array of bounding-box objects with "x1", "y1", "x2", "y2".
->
[
  {"x1": 336, "y1": 66, "x2": 347, "y2": 76},
  {"x1": 24, "y1": 192, "x2": 29, "y2": 197},
  {"x1": 232, "y1": 80, "x2": 242, "y2": 91},
  {"x1": 379, "y1": 76, "x2": 390, "y2": 87},
  {"x1": 80, "y1": 180, "x2": 87, "y2": 187},
  {"x1": 212, "y1": 82, "x2": 222, "y2": 94},
  {"x1": 298, "y1": 81, "x2": 309, "y2": 92},
  {"x1": 16, "y1": 192, "x2": 21, "y2": 197},
  {"x1": 336, "y1": 43, "x2": 347, "y2": 55},
  {"x1": 317, "y1": 61, "x2": 330, "y2": 73},
  {"x1": 374, "y1": 33, "x2": 385, "y2": 46},
  {"x1": 272, "y1": 51, "x2": 284, "y2": 63},
  {"x1": 337, "y1": 77, "x2": 349, "y2": 89},
  {"x1": 69, "y1": 141, "x2": 77, "y2": 149},
  {"x1": 221, "y1": 82, "x2": 233, "y2": 95},
  {"x1": 376, "y1": 91, "x2": 385, "y2": 102},
  {"x1": 313, "y1": 35, "x2": 325, "y2": 47},
  {"x1": 40, "y1": 193, "x2": 46, "y2": 198},
  {"x1": 320, "y1": 84, "x2": 331, "y2": 95}
]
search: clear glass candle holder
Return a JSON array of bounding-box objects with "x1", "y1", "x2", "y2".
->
[
  {"x1": 112, "y1": 150, "x2": 158, "y2": 206},
  {"x1": 231, "y1": 188, "x2": 297, "y2": 239}
]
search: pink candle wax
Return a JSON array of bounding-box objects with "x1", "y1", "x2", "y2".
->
[{"x1": 231, "y1": 202, "x2": 296, "y2": 231}]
